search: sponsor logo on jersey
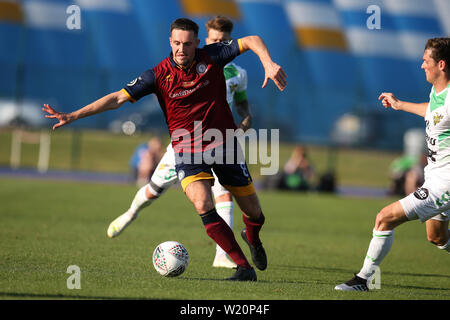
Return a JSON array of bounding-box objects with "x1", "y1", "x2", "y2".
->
[
  {"x1": 426, "y1": 147, "x2": 437, "y2": 162},
  {"x1": 425, "y1": 132, "x2": 436, "y2": 146},
  {"x1": 182, "y1": 80, "x2": 196, "y2": 88},
  {"x1": 414, "y1": 187, "x2": 429, "y2": 200},
  {"x1": 169, "y1": 80, "x2": 209, "y2": 98}
]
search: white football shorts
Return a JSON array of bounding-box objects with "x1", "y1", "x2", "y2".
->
[
  {"x1": 147, "y1": 144, "x2": 178, "y2": 196},
  {"x1": 399, "y1": 179, "x2": 450, "y2": 223},
  {"x1": 211, "y1": 171, "x2": 231, "y2": 198}
]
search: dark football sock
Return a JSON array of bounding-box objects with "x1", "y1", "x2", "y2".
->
[
  {"x1": 242, "y1": 212, "x2": 265, "y2": 246},
  {"x1": 200, "y1": 209, "x2": 251, "y2": 269}
]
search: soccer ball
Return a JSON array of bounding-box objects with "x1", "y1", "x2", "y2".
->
[{"x1": 152, "y1": 241, "x2": 189, "y2": 277}]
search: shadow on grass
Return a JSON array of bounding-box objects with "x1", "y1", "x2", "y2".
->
[
  {"x1": 179, "y1": 276, "x2": 312, "y2": 286},
  {"x1": 0, "y1": 291, "x2": 160, "y2": 300},
  {"x1": 270, "y1": 264, "x2": 450, "y2": 292},
  {"x1": 381, "y1": 284, "x2": 450, "y2": 293},
  {"x1": 271, "y1": 264, "x2": 450, "y2": 279}
]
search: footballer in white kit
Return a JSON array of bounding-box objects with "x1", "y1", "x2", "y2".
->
[
  {"x1": 400, "y1": 84, "x2": 450, "y2": 223},
  {"x1": 107, "y1": 20, "x2": 252, "y2": 270},
  {"x1": 335, "y1": 38, "x2": 450, "y2": 292}
]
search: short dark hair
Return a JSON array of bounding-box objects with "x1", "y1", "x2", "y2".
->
[
  {"x1": 425, "y1": 37, "x2": 450, "y2": 73},
  {"x1": 170, "y1": 18, "x2": 199, "y2": 37},
  {"x1": 205, "y1": 16, "x2": 234, "y2": 34}
]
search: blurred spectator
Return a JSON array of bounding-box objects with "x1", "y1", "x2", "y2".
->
[
  {"x1": 388, "y1": 154, "x2": 417, "y2": 196},
  {"x1": 129, "y1": 136, "x2": 164, "y2": 187},
  {"x1": 404, "y1": 153, "x2": 427, "y2": 195},
  {"x1": 264, "y1": 145, "x2": 316, "y2": 191},
  {"x1": 388, "y1": 128, "x2": 426, "y2": 196}
]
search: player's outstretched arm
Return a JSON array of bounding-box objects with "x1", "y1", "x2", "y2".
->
[
  {"x1": 42, "y1": 90, "x2": 130, "y2": 130},
  {"x1": 239, "y1": 35, "x2": 287, "y2": 91},
  {"x1": 378, "y1": 92, "x2": 428, "y2": 117}
]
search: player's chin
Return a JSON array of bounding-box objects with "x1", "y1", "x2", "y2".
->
[{"x1": 176, "y1": 56, "x2": 189, "y2": 65}]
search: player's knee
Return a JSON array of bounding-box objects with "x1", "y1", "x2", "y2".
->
[
  {"x1": 375, "y1": 207, "x2": 394, "y2": 230},
  {"x1": 215, "y1": 192, "x2": 232, "y2": 203},
  {"x1": 145, "y1": 188, "x2": 158, "y2": 199},
  {"x1": 192, "y1": 200, "x2": 215, "y2": 214},
  {"x1": 241, "y1": 202, "x2": 262, "y2": 220},
  {"x1": 145, "y1": 184, "x2": 161, "y2": 199},
  {"x1": 375, "y1": 209, "x2": 388, "y2": 227},
  {"x1": 375, "y1": 202, "x2": 406, "y2": 231}
]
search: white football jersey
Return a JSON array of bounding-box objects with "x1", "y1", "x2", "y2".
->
[{"x1": 424, "y1": 84, "x2": 450, "y2": 182}]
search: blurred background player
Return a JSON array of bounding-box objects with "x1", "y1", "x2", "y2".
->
[
  {"x1": 205, "y1": 16, "x2": 253, "y2": 268},
  {"x1": 335, "y1": 38, "x2": 450, "y2": 291},
  {"x1": 107, "y1": 16, "x2": 253, "y2": 269},
  {"x1": 388, "y1": 128, "x2": 426, "y2": 196},
  {"x1": 129, "y1": 136, "x2": 164, "y2": 187},
  {"x1": 403, "y1": 152, "x2": 427, "y2": 195}
]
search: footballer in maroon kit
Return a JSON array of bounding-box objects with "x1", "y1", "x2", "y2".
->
[
  {"x1": 121, "y1": 35, "x2": 240, "y2": 154},
  {"x1": 43, "y1": 18, "x2": 287, "y2": 281}
]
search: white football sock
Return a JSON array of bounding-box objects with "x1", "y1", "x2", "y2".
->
[
  {"x1": 357, "y1": 229, "x2": 394, "y2": 280},
  {"x1": 126, "y1": 185, "x2": 155, "y2": 219},
  {"x1": 215, "y1": 201, "x2": 234, "y2": 255}
]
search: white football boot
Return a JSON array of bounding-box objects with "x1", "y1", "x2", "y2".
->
[
  {"x1": 212, "y1": 253, "x2": 237, "y2": 269},
  {"x1": 107, "y1": 211, "x2": 136, "y2": 238}
]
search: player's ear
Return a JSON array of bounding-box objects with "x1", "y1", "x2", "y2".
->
[
  {"x1": 438, "y1": 59, "x2": 446, "y2": 72},
  {"x1": 196, "y1": 38, "x2": 200, "y2": 47}
]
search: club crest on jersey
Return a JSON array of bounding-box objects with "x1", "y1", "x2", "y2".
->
[
  {"x1": 196, "y1": 62, "x2": 207, "y2": 75},
  {"x1": 414, "y1": 187, "x2": 429, "y2": 200},
  {"x1": 178, "y1": 170, "x2": 185, "y2": 181},
  {"x1": 433, "y1": 113, "x2": 443, "y2": 126},
  {"x1": 165, "y1": 74, "x2": 173, "y2": 82}
]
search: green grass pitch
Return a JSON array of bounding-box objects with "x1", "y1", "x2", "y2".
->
[{"x1": 0, "y1": 177, "x2": 448, "y2": 301}]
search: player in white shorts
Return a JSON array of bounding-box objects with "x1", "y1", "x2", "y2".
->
[
  {"x1": 107, "y1": 16, "x2": 252, "y2": 269},
  {"x1": 335, "y1": 37, "x2": 450, "y2": 291}
]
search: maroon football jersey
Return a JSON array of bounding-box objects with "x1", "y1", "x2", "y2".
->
[{"x1": 122, "y1": 40, "x2": 243, "y2": 153}]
